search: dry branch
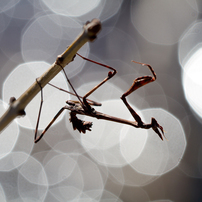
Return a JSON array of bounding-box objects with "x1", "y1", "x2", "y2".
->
[{"x1": 0, "y1": 19, "x2": 101, "y2": 132}]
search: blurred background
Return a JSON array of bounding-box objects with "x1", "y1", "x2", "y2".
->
[{"x1": 0, "y1": 0, "x2": 201, "y2": 201}]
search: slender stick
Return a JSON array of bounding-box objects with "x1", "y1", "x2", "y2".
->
[{"x1": 0, "y1": 19, "x2": 101, "y2": 132}]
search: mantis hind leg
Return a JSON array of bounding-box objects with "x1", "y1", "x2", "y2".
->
[
  {"x1": 76, "y1": 53, "x2": 117, "y2": 110},
  {"x1": 34, "y1": 79, "x2": 44, "y2": 142},
  {"x1": 34, "y1": 79, "x2": 66, "y2": 143}
]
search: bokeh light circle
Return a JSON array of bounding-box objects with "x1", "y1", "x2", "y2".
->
[
  {"x1": 21, "y1": 14, "x2": 89, "y2": 78},
  {"x1": 131, "y1": 108, "x2": 186, "y2": 176},
  {"x1": 42, "y1": 0, "x2": 101, "y2": 17},
  {"x1": 131, "y1": 0, "x2": 198, "y2": 45},
  {"x1": 0, "y1": 100, "x2": 19, "y2": 159},
  {"x1": 41, "y1": 0, "x2": 123, "y2": 23},
  {"x1": 0, "y1": 0, "x2": 20, "y2": 13},
  {"x1": 179, "y1": 21, "x2": 202, "y2": 119},
  {"x1": 18, "y1": 155, "x2": 48, "y2": 201},
  {"x1": 0, "y1": 101, "x2": 34, "y2": 171},
  {"x1": 3, "y1": 61, "x2": 69, "y2": 130},
  {"x1": 81, "y1": 99, "x2": 147, "y2": 167}
]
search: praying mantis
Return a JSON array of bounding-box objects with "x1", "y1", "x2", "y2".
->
[{"x1": 34, "y1": 53, "x2": 165, "y2": 143}]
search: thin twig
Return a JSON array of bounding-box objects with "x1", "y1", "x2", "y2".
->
[{"x1": 0, "y1": 19, "x2": 101, "y2": 132}]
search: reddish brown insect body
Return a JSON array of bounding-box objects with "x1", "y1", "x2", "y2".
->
[{"x1": 34, "y1": 53, "x2": 165, "y2": 143}]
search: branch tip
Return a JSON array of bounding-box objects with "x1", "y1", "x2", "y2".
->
[{"x1": 84, "y1": 19, "x2": 101, "y2": 41}]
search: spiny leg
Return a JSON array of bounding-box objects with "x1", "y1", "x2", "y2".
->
[
  {"x1": 34, "y1": 79, "x2": 67, "y2": 143},
  {"x1": 120, "y1": 61, "x2": 165, "y2": 140},
  {"x1": 34, "y1": 107, "x2": 66, "y2": 143},
  {"x1": 34, "y1": 79, "x2": 44, "y2": 142},
  {"x1": 76, "y1": 53, "x2": 117, "y2": 109}
]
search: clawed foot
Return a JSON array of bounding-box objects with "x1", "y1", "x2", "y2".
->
[{"x1": 151, "y1": 118, "x2": 165, "y2": 140}]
